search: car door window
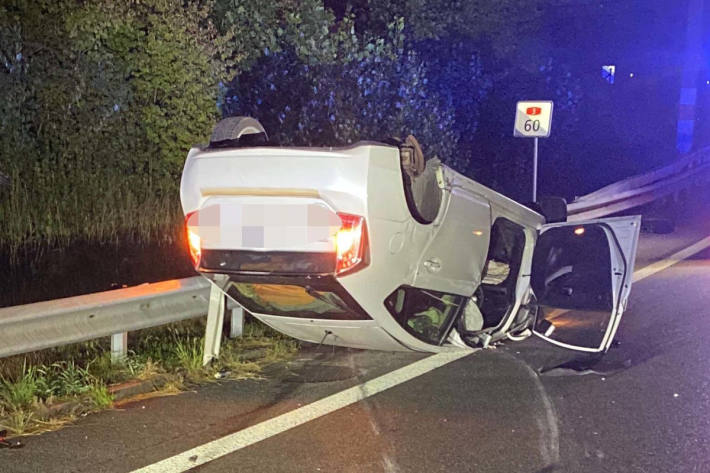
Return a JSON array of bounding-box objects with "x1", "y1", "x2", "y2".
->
[
  {"x1": 531, "y1": 224, "x2": 613, "y2": 311},
  {"x1": 530, "y1": 216, "x2": 641, "y2": 353},
  {"x1": 534, "y1": 306, "x2": 616, "y2": 348},
  {"x1": 385, "y1": 286, "x2": 466, "y2": 345}
]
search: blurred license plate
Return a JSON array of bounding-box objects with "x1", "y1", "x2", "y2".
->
[{"x1": 186, "y1": 201, "x2": 341, "y2": 251}]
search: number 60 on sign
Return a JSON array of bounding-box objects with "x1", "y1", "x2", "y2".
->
[{"x1": 514, "y1": 101, "x2": 554, "y2": 138}]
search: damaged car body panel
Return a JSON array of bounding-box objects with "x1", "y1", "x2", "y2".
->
[{"x1": 181, "y1": 137, "x2": 641, "y2": 354}]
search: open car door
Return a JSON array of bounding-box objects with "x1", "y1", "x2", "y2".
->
[{"x1": 530, "y1": 215, "x2": 641, "y2": 353}]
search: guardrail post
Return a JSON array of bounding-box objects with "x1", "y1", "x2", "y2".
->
[
  {"x1": 111, "y1": 332, "x2": 128, "y2": 364},
  {"x1": 203, "y1": 283, "x2": 226, "y2": 366},
  {"x1": 228, "y1": 305, "x2": 245, "y2": 339}
]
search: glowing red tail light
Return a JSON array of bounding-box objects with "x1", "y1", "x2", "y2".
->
[
  {"x1": 335, "y1": 213, "x2": 368, "y2": 275},
  {"x1": 185, "y1": 211, "x2": 201, "y2": 268}
]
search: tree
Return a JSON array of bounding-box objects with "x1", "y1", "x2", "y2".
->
[
  {"x1": 0, "y1": 0, "x2": 244, "y2": 247},
  {"x1": 222, "y1": 8, "x2": 467, "y2": 165},
  {"x1": 228, "y1": 45, "x2": 460, "y2": 163}
]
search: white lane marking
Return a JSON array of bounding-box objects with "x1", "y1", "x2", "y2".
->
[
  {"x1": 131, "y1": 350, "x2": 474, "y2": 473},
  {"x1": 632, "y1": 235, "x2": 710, "y2": 282}
]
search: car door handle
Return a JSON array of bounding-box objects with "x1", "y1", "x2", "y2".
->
[{"x1": 424, "y1": 258, "x2": 442, "y2": 272}]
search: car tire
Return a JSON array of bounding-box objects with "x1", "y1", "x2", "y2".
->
[
  {"x1": 210, "y1": 116, "x2": 268, "y2": 146},
  {"x1": 403, "y1": 157, "x2": 442, "y2": 224}
]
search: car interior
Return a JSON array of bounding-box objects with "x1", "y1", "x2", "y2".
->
[
  {"x1": 531, "y1": 224, "x2": 614, "y2": 311},
  {"x1": 384, "y1": 286, "x2": 466, "y2": 345},
  {"x1": 459, "y1": 218, "x2": 526, "y2": 335}
]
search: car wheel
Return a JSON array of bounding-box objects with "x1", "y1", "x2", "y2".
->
[
  {"x1": 403, "y1": 159, "x2": 443, "y2": 224},
  {"x1": 210, "y1": 116, "x2": 268, "y2": 147},
  {"x1": 400, "y1": 136, "x2": 443, "y2": 226}
]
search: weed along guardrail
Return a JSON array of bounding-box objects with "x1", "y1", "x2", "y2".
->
[{"x1": 1, "y1": 148, "x2": 707, "y2": 366}]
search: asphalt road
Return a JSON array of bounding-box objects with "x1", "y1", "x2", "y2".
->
[{"x1": 3, "y1": 198, "x2": 709, "y2": 473}]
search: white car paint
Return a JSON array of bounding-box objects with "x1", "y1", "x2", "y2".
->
[{"x1": 181, "y1": 142, "x2": 641, "y2": 354}]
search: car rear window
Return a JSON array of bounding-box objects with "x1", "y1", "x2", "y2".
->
[{"x1": 227, "y1": 282, "x2": 369, "y2": 320}]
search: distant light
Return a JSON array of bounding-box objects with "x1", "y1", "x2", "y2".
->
[
  {"x1": 473, "y1": 230, "x2": 484, "y2": 236},
  {"x1": 706, "y1": 80, "x2": 709, "y2": 85},
  {"x1": 574, "y1": 227, "x2": 585, "y2": 236},
  {"x1": 602, "y1": 65, "x2": 615, "y2": 84},
  {"x1": 629, "y1": 73, "x2": 634, "y2": 78}
]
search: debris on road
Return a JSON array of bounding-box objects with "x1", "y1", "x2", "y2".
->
[
  {"x1": 0, "y1": 430, "x2": 24, "y2": 449},
  {"x1": 214, "y1": 370, "x2": 231, "y2": 379}
]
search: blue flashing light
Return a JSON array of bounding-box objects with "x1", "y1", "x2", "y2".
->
[{"x1": 602, "y1": 65, "x2": 615, "y2": 84}]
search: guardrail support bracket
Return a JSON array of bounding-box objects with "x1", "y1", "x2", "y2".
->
[
  {"x1": 229, "y1": 306, "x2": 245, "y2": 339},
  {"x1": 203, "y1": 284, "x2": 226, "y2": 366},
  {"x1": 111, "y1": 332, "x2": 128, "y2": 364}
]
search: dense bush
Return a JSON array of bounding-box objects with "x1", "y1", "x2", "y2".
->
[
  {"x1": 0, "y1": 0, "x2": 384, "y2": 253},
  {"x1": 227, "y1": 45, "x2": 460, "y2": 165},
  {"x1": 0, "y1": 0, "x2": 236, "y2": 252},
  {"x1": 1, "y1": 0, "x2": 672, "y2": 257}
]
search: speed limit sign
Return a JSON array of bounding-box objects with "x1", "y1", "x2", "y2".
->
[
  {"x1": 514, "y1": 100, "x2": 553, "y2": 202},
  {"x1": 514, "y1": 101, "x2": 553, "y2": 138}
]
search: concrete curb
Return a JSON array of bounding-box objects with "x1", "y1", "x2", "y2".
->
[{"x1": 108, "y1": 374, "x2": 173, "y2": 402}]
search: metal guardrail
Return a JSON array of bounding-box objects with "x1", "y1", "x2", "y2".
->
[
  {"x1": 0, "y1": 277, "x2": 211, "y2": 359},
  {"x1": 1, "y1": 147, "x2": 708, "y2": 362},
  {"x1": 568, "y1": 146, "x2": 710, "y2": 221}
]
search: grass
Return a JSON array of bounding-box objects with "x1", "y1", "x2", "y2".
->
[
  {"x1": 173, "y1": 336, "x2": 205, "y2": 382},
  {"x1": 1, "y1": 410, "x2": 35, "y2": 435},
  {"x1": 0, "y1": 317, "x2": 299, "y2": 436},
  {"x1": 0, "y1": 162, "x2": 184, "y2": 265},
  {"x1": 0, "y1": 364, "x2": 37, "y2": 410},
  {"x1": 87, "y1": 383, "x2": 113, "y2": 409}
]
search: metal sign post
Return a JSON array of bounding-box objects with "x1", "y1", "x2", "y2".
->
[
  {"x1": 533, "y1": 137, "x2": 539, "y2": 202},
  {"x1": 514, "y1": 101, "x2": 554, "y2": 202}
]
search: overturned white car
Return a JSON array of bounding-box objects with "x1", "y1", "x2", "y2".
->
[{"x1": 181, "y1": 117, "x2": 640, "y2": 354}]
